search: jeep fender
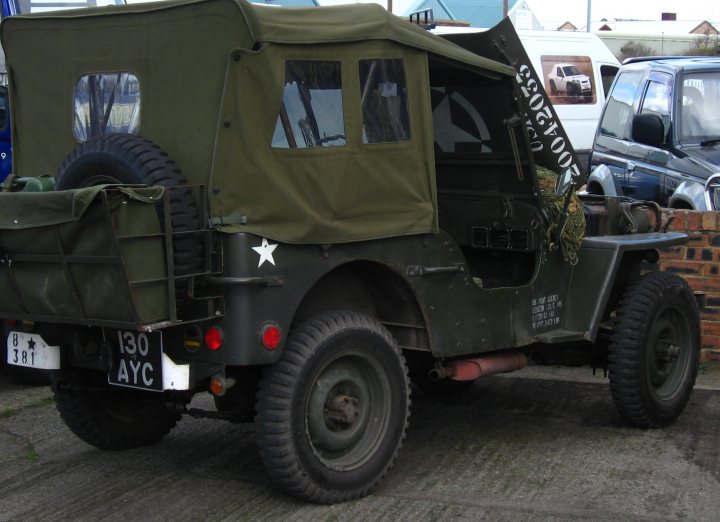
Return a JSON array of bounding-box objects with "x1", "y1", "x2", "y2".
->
[
  {"x1": 669, "y1": 179, "x2": 706, "y2": 210},
  {"x1": 586, "y1": 164, "x2": 619, "y2": 196},
  {"x1": 557, "y1": 232, "x2": 689, "y2": 343}
]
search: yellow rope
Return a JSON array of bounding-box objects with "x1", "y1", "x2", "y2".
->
[{"x1": 536, "y1": 167, "x2": 585, "y2": 265}]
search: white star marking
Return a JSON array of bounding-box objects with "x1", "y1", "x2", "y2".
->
[
  {"x1": 431, "y1": 89, "x2": 492, "y2": 153},
  {"x1": 252, "y1": 238, "x2": 278, "y2": 268}
]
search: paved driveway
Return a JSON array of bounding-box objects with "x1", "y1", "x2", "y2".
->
[{"x1": 1, "y1": 366, "x2": 720, "y2": 521}]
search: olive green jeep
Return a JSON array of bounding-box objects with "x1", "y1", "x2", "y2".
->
[{"x1": 0, "y1": 0, "x2": 701, "y2": 503}]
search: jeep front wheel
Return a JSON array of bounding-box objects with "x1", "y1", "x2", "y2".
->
[
  {"x1": 608, "y1": 272, "x2": 700, "y2": 428},
  {"x1": 255, "y1": 311, "x2": 410, "y2": 503}
]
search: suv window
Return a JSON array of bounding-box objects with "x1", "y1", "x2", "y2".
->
[
  {"x1": 599, "y1": 71, "x2": 642, "y2": 139},
  {"x1": 272, "y1": 61, "x2": 346, "y2": 149},
  {"x1": 73, "y1": 72, "x2": 140, "y2": 142},
  {"x1": 678, "y1": 72, "x2": 720, "y2": 142},
  {"x1": 640, "y1": 72, "x2": 672, "y2": 142},
  {"x1": 359, "y1": 59, "x2": 410, "y2": 144},
  {"x1": 600, "y1": 64, "x2": 619, "y2": 99}
]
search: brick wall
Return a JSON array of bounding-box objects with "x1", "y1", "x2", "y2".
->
[{"x1": 657, "y1": 210, "x2": 720, "y2": 362}]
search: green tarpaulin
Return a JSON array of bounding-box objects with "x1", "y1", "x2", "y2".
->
[{"x1": 0, "y1": 186, "x2": 169, "y2": 325}]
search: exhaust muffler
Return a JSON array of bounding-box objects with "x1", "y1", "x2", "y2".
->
[{"x1": 429, "y1": 352, "x2": 527, "y2": 381}]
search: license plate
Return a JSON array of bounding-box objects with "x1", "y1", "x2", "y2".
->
[
  {"x1": 6, "y1": 331, "x2": 61, "y2": 370},
  {"x1": 108, "y1": 330, "x2": 163, "y2": 392}
]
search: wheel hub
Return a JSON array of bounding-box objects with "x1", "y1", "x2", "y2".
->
[
  {"x1": 655, "y1": 342, "x2": 680, "y2": 363},
  {"x1": 646, "y1": 308, "x2": 692, "y2": 399},
  {"x1": 304, "y1": 351, "x2": 392, "y2": 469},
  {"x1": 325, "y1": 391, "x2": 360, "y2": 430}
]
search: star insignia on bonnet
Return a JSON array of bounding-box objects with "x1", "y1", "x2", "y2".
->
[{"x1": 252, "y1": 238, "x2": 278, "y2": 268}]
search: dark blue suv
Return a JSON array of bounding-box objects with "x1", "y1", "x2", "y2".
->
[
  {"x1": 0, "y1": 85, "x2": 10, "y2": 182},
  {"x1": 588, "y1": 56, "x2": 720, "y2": 210}
]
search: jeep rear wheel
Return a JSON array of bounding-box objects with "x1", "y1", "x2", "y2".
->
[
  {"x1": 255, "y1": 311, "x2": 410, "y2": 503},
  {"x1": 608, "y1": 272, "x2": 700, "y2": 428},
  {"x1": 52, "y1": 372, "x2": 183, "y2": 450},
  {"x1": 55, "y1": 134, "x2": 203, "y2": 296}
]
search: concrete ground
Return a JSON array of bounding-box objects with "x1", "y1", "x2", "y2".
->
[{"x1": 1, "y1": 363, "x2": 720, "y2": 521}]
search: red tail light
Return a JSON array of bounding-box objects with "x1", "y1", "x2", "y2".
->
[
  {"x1": 204, "y1": 326, "x2": 223, "y2": 351},
  {"x1": 260, "y1": 324, "x2": 282, "y2": 350}
]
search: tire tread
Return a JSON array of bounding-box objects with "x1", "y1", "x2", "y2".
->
[
  {"x1": 255, "y1": 310, "x2": 410, "y2": 503},
  {"x1": 608, "y1": 271, "x2": 699, "y2": 428}
]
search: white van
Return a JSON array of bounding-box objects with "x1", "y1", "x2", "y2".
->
[{"x1": 436, "y1": 27, "x2": 620, "y2": 169}]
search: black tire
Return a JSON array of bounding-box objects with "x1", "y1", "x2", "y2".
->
[
  {"x1": 255, "y1": 311, "x2": 411, "y2": 503},
  {"x1": 55, "y1": 133, "x2": 203, "y2": 289},
  {"x1": 549, "y1": 80, "x2": 558, "y2": 96},
  {"x1": 608, "y1": 272, "x2": 700, "y2": 428},
  {"x1": 52, "y1": 372, "x2": 182, "y2": 450}
]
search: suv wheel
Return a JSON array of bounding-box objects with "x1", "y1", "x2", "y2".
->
[
  {"x1": 608, "y1": 272, "x2": 700, "y2": 428},
  {"x1": 255, "y1": 310, "x2": 410, "y2": 503}
]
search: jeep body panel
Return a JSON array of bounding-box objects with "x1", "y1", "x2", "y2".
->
[
  {"x1": 559, "y1": 231, "x2": 688, "y2": 340},
  {"x1": 200, "y1": 228, "x2": 686, "y2": 365}
]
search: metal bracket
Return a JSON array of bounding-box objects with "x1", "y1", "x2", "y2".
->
[
  {"x1": 406, "y1": 264, "x2": 464, "y2": 277},
  {"x1": 205, "y1": 275, "x2": 285, "y2": 287}
]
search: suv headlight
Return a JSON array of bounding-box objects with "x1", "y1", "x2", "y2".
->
[{"x1": 704, "y1": 173, "x2": 720, "y2": 210}]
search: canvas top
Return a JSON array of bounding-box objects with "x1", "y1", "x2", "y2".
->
[{"x1": 1, "y1": 0, "x2": 516, "y2": 243}]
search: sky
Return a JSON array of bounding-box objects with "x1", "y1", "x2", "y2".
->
[
  {"x1": 524, "y1": 0, "x2": 720, "y2": 30},
  {"x1": 322, "y1": 0, "x2": 720, "y2": 30}
]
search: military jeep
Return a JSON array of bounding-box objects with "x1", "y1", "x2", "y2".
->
[{"x1": 0, "y1": 0, "x2": 701, "y2": 503}]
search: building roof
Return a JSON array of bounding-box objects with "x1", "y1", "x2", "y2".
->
[
  {"x1": 557, "y1": 21, "x2": 578, "y2": 31},
  {"x1": 404, "y1": 0, "x2": 520, "y2": 26},
  {"x1": 592, "y1": 19, "x2": 718, "y2": 36}
]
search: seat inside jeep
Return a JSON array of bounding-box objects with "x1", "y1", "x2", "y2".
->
[{"x1": 429, "y1": 64, "x2": 542, "y2": 289}]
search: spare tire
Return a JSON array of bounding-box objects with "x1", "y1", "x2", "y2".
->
[{"x1": 55, "y1": 133, "x2": 204, "y2": 300}]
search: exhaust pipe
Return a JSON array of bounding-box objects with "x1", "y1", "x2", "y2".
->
[{"x1": 428, "y1": 352, "x2": 527, "y2": 382}]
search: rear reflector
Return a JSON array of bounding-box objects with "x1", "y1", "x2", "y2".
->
[{"x1": 260, "y1": 324, "x2": 282, "y2": 350}]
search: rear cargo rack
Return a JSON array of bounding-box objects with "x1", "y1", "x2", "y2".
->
[{"x1": 0, "y1": 186, "x2": 222, "y2": 331}]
